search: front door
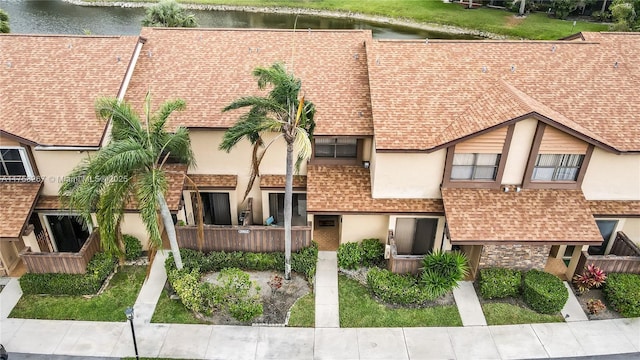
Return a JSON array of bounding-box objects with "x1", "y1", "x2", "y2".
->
[{"x1": 395, "y1": 218, "x2": 438, "y2": 255}]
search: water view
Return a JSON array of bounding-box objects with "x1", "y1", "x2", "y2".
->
[{"x1": 0, "y1": 0, "x2": 478, "y2": 39}]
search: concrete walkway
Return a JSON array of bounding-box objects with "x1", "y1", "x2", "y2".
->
[
  {"x1": 561, "y1": 281, "x2": 589, "y2": 322},
  {"x1": 1, "y1": 254, "x2": 639, "y2": 359},
  {"x1": 453, "y1": 280, "x2": 487, "y2": 326},
  {"x1": 133, "y1": 250, "x2": 168, "y2": 324},
  {"x1": 314, "y1": 251, "x2": 339, "y2": 328}
]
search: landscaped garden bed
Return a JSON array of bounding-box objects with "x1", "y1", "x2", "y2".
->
[
  {"x1": 158, "y1": 244, "x2": 318, "y2": 325},
  {"x1": 337, "y1": 239, "x2": 465, "y2": 327},
  {"x1": 475, "y1": 267, "x2": 566, "y2": 325}
]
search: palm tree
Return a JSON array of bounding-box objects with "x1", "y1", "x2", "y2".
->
[
  {"x1": 0, "y1": 8, "x2": 10, "y2": 33},
  {"x1": 220, "y1": 62, "x2": 316, "y2": 280},
  {"x1": 60, "y1": 91, "x2": 194, "y2": 269},
  {"x1": 142, "y1": 0, "x2": 197, "y2": 28}
]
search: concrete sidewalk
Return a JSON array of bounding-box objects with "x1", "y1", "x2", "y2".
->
[
  {"x1": 1, "y1": 251, "x2": 639, "y2": 359},
  {"x1": 314, "y1": 251, "x2": 339, "y2": 328}
]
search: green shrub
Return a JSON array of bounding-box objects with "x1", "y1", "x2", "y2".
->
[
  {"x1": 123, "y1": 234, "x2": 143, "y2": 260},
  {"x1": 479, "y1": 268, "x2": 522, "y2": 299},
  {"x1": 367, "y1": 267, "x2": 433, "y2": 304},
  {"x1": 421, "y1": 251, "x2": 469, "y2": 287},
  {"x1": 522, "y1": 270, "x2": 568, "y2": 314},
  {"x1": 292, "y1": 242, "x2": 318, "y2": 279},
  {"x1": 168, "y1": 268, "x2": 203, "y2": 312},
  {"x1": 20, "y1": 252, "x2": 116, "y2": 295},
  {"x1": 604, "y1": 273, "x2": 640, "y2": 318},
  {"x1": 337, "y1": 242, "x2": 363, "y2": 270},
  {"x1": 361, "y1": 238, "x2": 385, "y2": 267},
  {"x1": 214, "y1": 268, "x2": 263, "y2": 322}
]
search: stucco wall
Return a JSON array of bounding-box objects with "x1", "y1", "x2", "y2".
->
[
  {"x1": 582, "y1": 149, "x2": 640, "y2": 200},
  {"x1": 478, "y1": 244, "x2": 551, "y2": 270},
  {"x1": 32, "y1": 150, "x2": 94, "y2": 195},
  {"x1": 340, "y1": 215, "x2": 389, "y2": 244},
  {"x1": 120, "y1": 213, "x2": 151, "y2": 250},
  {"x1": 371, "y1": 151, "x2": 446, "y2": 199},
  {"x1": 621, "y1": 218, "x2": 640, "y2": 246},
  {"x1": 502, "y1": 118, "x2": 537, "y2": 185}
]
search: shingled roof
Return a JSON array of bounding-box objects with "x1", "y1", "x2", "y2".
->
[
  {"x1": 441, "y1": 188, "x2": 603, "y2": 245},
  {"x1": 126, "y1": 28, "x2": 374, "y2": 137},
  {"x1": 0, "y1": 182, "x2": 41, "y2": 239},
  {"x1": 307, "y1": 165, "x2": 444, "y2": 214},
  {"x1": 0, "y1": 35, "x2": 139, "y2": 146},
  {"x1": 367, "y1": 33, "x2": 640, "y2": 152}
]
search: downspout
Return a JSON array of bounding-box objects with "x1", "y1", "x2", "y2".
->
[{"x1": 100, "y1": 36, "x2": 147, "y2": 148}]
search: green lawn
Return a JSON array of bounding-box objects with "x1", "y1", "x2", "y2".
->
[
  {"x1": 10, "y1": 266, "x2": 145, "y2": 321},
  {"x1": 288, "y1": 292, "x2": 315, "y2": 327},
  {"x1": 95, "y1": 0, "x2": 608, "y2": 39},
  {"x1": 482, "y1": 302, "x2": 565, "y2": 325},
  {"x1": 151, "y1": 289, "x2": 207, "y2": 324},
  {"x1": 339, "y1": 275, "x2": 462, "y2": 327}
]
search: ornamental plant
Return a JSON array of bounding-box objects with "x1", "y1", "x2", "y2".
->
[
  {"x1": 572, "y1": 264, "x2": 607, "y2": 294},
  {"x1": 587, "y1": 299, "x2": 606, "y2": 315}
]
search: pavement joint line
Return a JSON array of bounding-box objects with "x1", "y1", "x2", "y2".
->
[{"x1": 531, "y1": 323, "x2": 553, "y2": 359}]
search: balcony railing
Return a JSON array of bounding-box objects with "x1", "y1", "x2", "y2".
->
[
  {"x1": 175, "y1": 222, "x2": 312, "y2": 253},
  {"x1": 19, "y1": 231, "x2": 101, "y2": 274}
]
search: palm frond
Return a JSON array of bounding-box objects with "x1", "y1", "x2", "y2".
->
[
  {"x1": 95, "y1": 97, "x2": 144, "y2": 142},
  {"x1": 94, "y1": 139, "x2": 154, "y2": 176},
  {"x1": 151, "y1": 98, "x2": 186, "y2": 137},
  {"x1": 136, "y1": 169, "x2": 168, "y2": 249},
  {"x1": 95, "y1": 176, "x2": 133, "y2": 258},
  {"x1": 294, "y1": 128, "x2": 313, "y2": 174},
  {"x1": 222, "y1": 96, "x2": 286, "y2": 114}
]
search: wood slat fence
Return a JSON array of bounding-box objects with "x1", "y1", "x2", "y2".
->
[
  {"x1": 577, "y1": 232, "x2": 640, "y2": 275},
  {"x1": 387, "y1": 230, "x2": 423, "y2": 275},
  {"x1": 19, "y1": 231, "x2": 101, "y2": 274},
  {"x1": 176, "y1": 223, "x2": 312, "y2": 253}
]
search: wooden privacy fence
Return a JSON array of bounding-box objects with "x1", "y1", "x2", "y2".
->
[
  {"x1": 176, "y1": 223, "x2": 312, "y2": 253},
  {"x1": 387, "y1": 230, "x2": 423, "y2": 275},
  {"x1": 19, "y1": 231, "x2": 101, "y2": 274},
  {"x1": 577, "y1": 232, "x2": 640, "y2": 274}
]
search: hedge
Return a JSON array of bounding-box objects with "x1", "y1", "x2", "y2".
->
[
  {"x1": 123, "y1": 234, "x2": 143, "y2": 260},
  {"x1": 522, "y1": 270, "x2": 568, "y2": 314},
  {"x1": 19, "y1": 252, "x2": 116, "y2": 295},
  {"x1": 604, "y1": 273, "x2": 640, "y2": 318},
  {"x1": 479, "y1": 268, "x2": 522, "y2": 299},
  {"x1": 367, "y1": 267, "x2": 433, "y2": 304},
  {"x1": 337, "y1": 239, "x2": 384, "y2": 269}
]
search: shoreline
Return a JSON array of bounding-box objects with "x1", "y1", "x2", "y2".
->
[{"x1": 61, "y1": 0, "x2": 506, "y2": 39}]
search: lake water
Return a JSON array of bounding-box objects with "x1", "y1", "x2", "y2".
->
[{"x1": 0, "y1": 0, "x2": 478, "y2": 39}]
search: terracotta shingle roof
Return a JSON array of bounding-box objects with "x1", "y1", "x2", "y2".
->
[
  {"x1": 588, "y1": 200, "x2": 640, "y2": 217},
  {"x1": 186, "y1": 174, "x2": 237, "y2": 189},
  {"x1": 441, "y1": 188, "x2": 603, "y2": 245},
  {"x1": 0, "y1": 35, "x2": 139, "y2": 146},
  {"x1": 0, "y1": 182, "x2": 42, "y2": 238},
  {"x1": 260, "y1": 175, "x2": 307, "y2": 189},
  {"x1": 126, "y1": 28, "x2": 374, "y2": 136},
  {"x1": 367, "y1": 34, "x2": 640, "y2": 152},
  {"x1": 307, "y1": 165, "x2": 444, "y2": 213},
  {"x1": 37, "y1": 165, "x2": 186, "y2": 212}
]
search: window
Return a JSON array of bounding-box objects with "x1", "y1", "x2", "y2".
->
[
  {"x1": 532, "y1": 154, "x2": 584, "y2": 181},
  {"x1": 268, "y1": 193, "x2": 307, "y2": 226},
  {"x1": 0, "y1": 147, "x2": 34, "y2": 177},
  {"x1": 451, "y1": 153, "x2": 500, "y2": 180},
  {"x1": 314, "y1": 138, "x2": 357, "y2": 159},
  {"x1": 198, "y1": 192, "x2": 232, "y2": 225},
  {"x1": 589, "y1": 220, "x2": 618, "y2": 255}
]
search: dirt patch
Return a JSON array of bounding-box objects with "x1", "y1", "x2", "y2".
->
[
  {"x1": 506, "y1": 15, "x2": 525, "y2": 28},
  {"x1": 571, "y1": 288, "x2": 622, "y2": 320},
  {"x1": 199, "y1": 270, "x2": 311, "y2": 325}
]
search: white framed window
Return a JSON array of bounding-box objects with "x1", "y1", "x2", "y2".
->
[
  {"x1": 451, "y1": 153, "x2": 500, "y2": 180},
  {"x1": 0, "y1": 147, "x2": 34, "y2": 178},
  {"x1": 532, "y1": 154, "x2": 584, "y2": 181},
  {"x1": 315, "y1": 138, "x2": 357, "y2": 158}
]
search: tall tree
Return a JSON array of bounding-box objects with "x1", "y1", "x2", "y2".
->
[
  {"x1": 220, "y1": 62, "x2": 315, "y2": 280},
  {"x1": 60, "y1": 91, "x2": 194, "y2": 269},
  {"x1": 0, "y1": 8, "x2": 10, "y2": 33},
  {"x1": 142, "y1": 0, "x2": 198, "y2": 28}
]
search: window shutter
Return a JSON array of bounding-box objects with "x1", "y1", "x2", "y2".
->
[
  {"x1": 539, "y1": 126, "x2": 588, "y2": 154},
  {"x1": 455, "y1": 127, "x2": 507, "y2": 153}
]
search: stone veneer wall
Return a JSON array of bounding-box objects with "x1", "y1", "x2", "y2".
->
[{"x1": 478, "y1": 244, "x2": 551, "y2": 270}]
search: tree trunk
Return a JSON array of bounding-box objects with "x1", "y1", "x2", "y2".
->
[
  {"x1": 157, "y1": 193, "x2": 183, "y2": 269},
  {"x1": 601, "y1": 0, "x2": 608, "y2": 13},
  {"x1": 284, "y1": 140, "x2": 294, "y2": 280},
  {"x1": 519, "y1": 0, "x2": 526, "y2": 16}
]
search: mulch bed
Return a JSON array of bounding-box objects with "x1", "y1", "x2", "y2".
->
[{"x1": 571, "y1": 287, "x2": 622, "y2": 320}]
